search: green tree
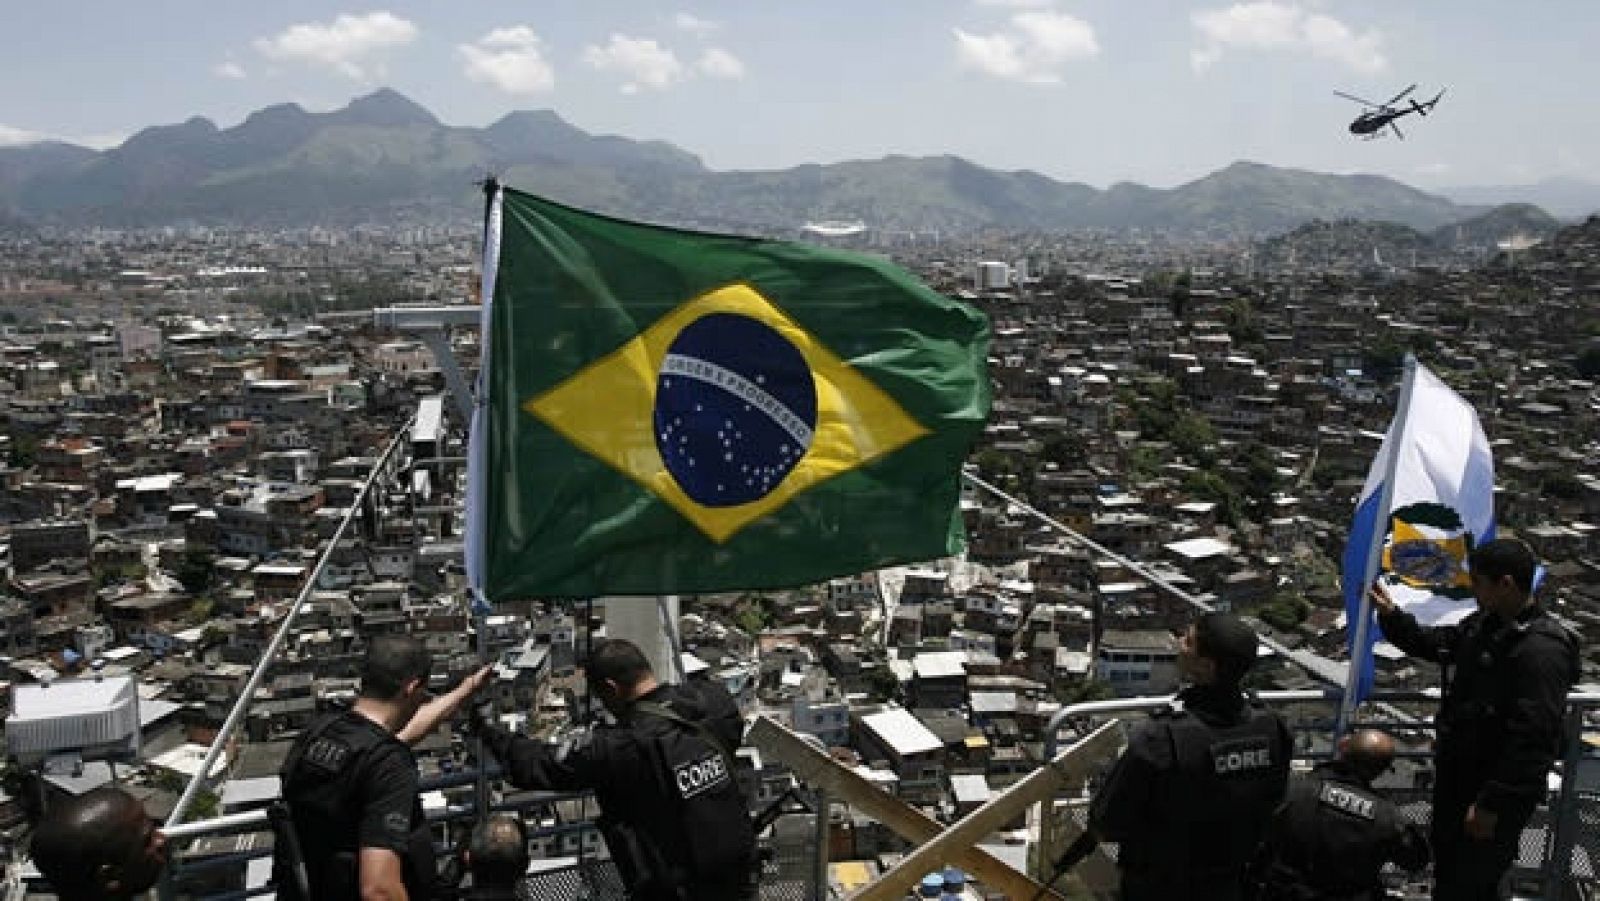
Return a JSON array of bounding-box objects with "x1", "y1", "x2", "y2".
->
[
  {"x1": 185, "y1": 597, "x2": 215, "y2": 625},
  {"x1": 1055, "y1": 677, "x2": 1115, "y2": 706},
  {"x1": 1170, "y1": 412, "x2": 1217, "y2": 464},
  {"x1": 1363, "y1": 336, "x2": 1405, "y2": 382},
  {"x1": 175, "y1": 549, "x2": 216, "y2": 596},
  {"x1": 866, "y1": 665, "x2": 903, "y2": 703},
  {"x1": 1185, "y1": 470, "x2": 1243, "y2": 527},
  {"x1": 1042, "y1": 432, "x2": 1087, "y2": 467},
  {"x1": 1236, "y1": 441, "x2": 1281, "y2": 516},
  {"x1": 10, "y1": 433, "x2": 39, "y2": 468},
  {"x1": 1575, "y1": 346, "x2": 1600, "y2": 380}
]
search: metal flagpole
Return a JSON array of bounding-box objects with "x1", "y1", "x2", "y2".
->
[
  {"x1": 1336, "y1": 353, "x2": 1419, "y2": 739},
  {"x1": 467, "y1": 177, "x2": 504, "y2": 819}
]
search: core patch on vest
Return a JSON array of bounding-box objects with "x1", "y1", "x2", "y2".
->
[
  {"x1": 1210, "y1": 735, "x2": 1273, "y2": 776},
  {"x1": 1318, "y1": 782, "x2": 1377, "y2": 820},
  {"x1": 303, "y1": 737, "x2": 351, "y2": 774},
  {"x1": 674, "y1": 751, "x2": 730, "y2": 800}
]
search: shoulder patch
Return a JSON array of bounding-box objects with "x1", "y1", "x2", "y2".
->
[
  {"x1": 1209, "y1": 734, "x2": 1273, "y2": 776},
  {"x1": 1318, "y1": 781, "x2": 1377, "y2": 820},
  {"x1": 383, "y1": 811, "x2": 411, "y2": 836}
]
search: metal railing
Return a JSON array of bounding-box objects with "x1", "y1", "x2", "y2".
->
[
  {"x1": 144, "y1": 690, "x2": 1600, "y2": 901},
  {"x1": 153, "y1": 768, "x2": 820, "y2": 901},
  {"x1": 1040, "y1": 689, "x2": 1600, "y2": 901}
]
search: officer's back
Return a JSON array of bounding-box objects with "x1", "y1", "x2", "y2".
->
[
  {"x1": 1087, "y1": 613, "x2": 1291, "y2": 901},
  {"x1": 1255, "y1": 730, "x2": 1429, "y2": 901},
  {"x1": 276, "y1": 635, "x2": 437, "y2": 901},
  {"x1": 475, "y1": 639, "x2": 757, "y2": 901}
]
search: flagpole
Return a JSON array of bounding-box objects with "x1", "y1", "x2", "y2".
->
[
  {"x1": 1337, "y1": 353, "x2": 1419, "y2": 739},
  {"x1": 468, "y1": 176, "x2": 503, "y2": 819}
]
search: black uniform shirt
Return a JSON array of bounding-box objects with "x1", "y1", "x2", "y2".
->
[
  {"x1": 1378, "y1": 603, "x2": 1578, "y2": 816},
  {"x1": 284, "y1": 710, "x2": 432, "y2": 900}
]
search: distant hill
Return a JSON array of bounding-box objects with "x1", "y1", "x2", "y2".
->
[
  {"x1": 1503, "y1": 214, "x2": 1600, "y2": 267},
  {"x1": 0, "y1": 88, "x2": 1526, "y2": 234},
  {"x1": 1256, "y1": 219, "x2": 1434, "y2": 270},
  {"x1": 1430, "y1": 203, "x2": 1562, "y2": 248},
  {"x1": 1254, "y1": 203, "x2": 1563, "y2": 269},
  {"x1": 1442, "y1": 178, "x2": 1600, "y2": 221}
]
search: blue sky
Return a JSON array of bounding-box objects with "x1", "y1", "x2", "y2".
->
[{"x1": 2, "y1": 1, "x2": 1595, "y2": 189}]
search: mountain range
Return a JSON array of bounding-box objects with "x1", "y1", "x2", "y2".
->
[{"x1": 0, "y1": 88, "x2": 1577, "y2": 236}]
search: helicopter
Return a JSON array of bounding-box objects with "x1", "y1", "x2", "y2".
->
[{"x1": 1335, "y1": 84, "x2": 1446, "y2": 139}]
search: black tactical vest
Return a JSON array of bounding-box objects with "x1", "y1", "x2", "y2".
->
[
  {"x1": 1263, "y1": 769, "x2": 1401, "y2": 900},
  {"x1": 1158, "y1": 701, "x2": 1288, "y2": 878},
  {"x1": 616, "y1": 694, "x2": 757, "y2": 896},
  {"x1": 276, "y1": 711, "x2": 433, "y2": 901}
]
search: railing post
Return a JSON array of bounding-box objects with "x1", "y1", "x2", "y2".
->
[
  {"x1": 1543, "y1": 704, "x2": 1586, "y2": 901},
  {"x1": 813, "y1": 785, "x2": 829, "y2": 901}
]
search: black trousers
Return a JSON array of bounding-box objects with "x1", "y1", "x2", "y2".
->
[{"x1": 1429, "y1": 790, "x2": 1529, "y2": 901}]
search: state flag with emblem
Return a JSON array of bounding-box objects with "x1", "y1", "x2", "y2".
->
[
  {"x1": 1341, "y1": 359, "x2": 1495, "y2": 703},
  {"x1": 465, "y1": 185, "x2": 991, "y2": 600}
]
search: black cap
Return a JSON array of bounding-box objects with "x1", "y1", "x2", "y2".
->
[{"x1": 1195, "y1": 611, "x2": 1258, "y2": 685}]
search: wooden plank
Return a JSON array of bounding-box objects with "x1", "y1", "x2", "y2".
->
[
  {"x1": 850, "y1": 722, "x2": 1122, "y2": 901},
  {"x1": 747, "y1": 716, "x2": 1066, "y2": 901}
]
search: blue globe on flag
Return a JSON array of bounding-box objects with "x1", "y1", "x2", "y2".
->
[{"x1": 654, "y1": 312, "x2": 819, "y2": 507}]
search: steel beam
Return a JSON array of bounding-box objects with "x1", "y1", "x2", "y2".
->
[
  {"x1": 747, "y1": 716, "x2": 1068, "y2": 901},
  {"x1": 851, "y1": 721, "x2": 1122, "y2": 901}
]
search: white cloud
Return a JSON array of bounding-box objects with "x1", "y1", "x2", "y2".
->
[
  {"x1": 954, "y1": 10, "x2": 1099, "y2": 84},
  {"x1": 459, "y1": 26, "x2": 555, "y2": 95},
  {"x1": 974, "y1": 0, "x2": 1056, "y2": 7},
  {"x1": 76, "y1": 133, "x2": 126, "y2": 150},
  {"x1": 674, "y1": 12, "x2": 720, "y2": 36},
  {"x1": 698, "y1": 48, "x2": 745, "y2": 80},
  {"x1": 1191, "y1": 2, "x2": 1385, "y2": 74},
  {"x1": 0, "y1": 125, "x2": 49, "y2": 146},
  {"x1": 1414, "y1": 162, "x2": 1453, "y2": 177},
  {"x1": 583, "y1": 34, "x2": 684, "y2": 93},
  {"x1": 253, "y1": 11, "x2": 418, "y2": 80},
  {"x1": 0, "y1": 125, "x2": 122, "y2": 149},
  {"x1": 214, "y1": 61, "x2": 247, "y2": 80}
]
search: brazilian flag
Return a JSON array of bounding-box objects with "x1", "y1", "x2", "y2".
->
[{"x1": 471, "y1": 186, "x2": 991, "y2": 599}]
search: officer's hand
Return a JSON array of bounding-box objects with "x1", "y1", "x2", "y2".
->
[
  {"x1": 1464, "y1": 804, "x2": 1497, "y2": 841},
  {"x1": 1368, "y1": 582, "x2": 1396, "y2": 614},
  {"x1": 463, "y1": 665, "x2": 494, "y2": 696}
]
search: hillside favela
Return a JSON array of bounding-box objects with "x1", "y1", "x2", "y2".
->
[{"x1": 3, "y1": 6, "x2": 1600, "y2": 901}]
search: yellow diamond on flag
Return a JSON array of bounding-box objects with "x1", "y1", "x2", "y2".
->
[
  {"x1": 524, "y1": 283, "x2": 930, "y2": 543},
  {"x1": 1383, "y1": 517, "x2": 1471, "y2": 590}
]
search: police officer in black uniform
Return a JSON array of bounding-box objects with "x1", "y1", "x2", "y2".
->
[
  {"x1": 275, "y1": 634, "x2": 493, "y2": 901},
  {"x1": 1254, "y1": 728, "x2": 1430, "y2": 900},
  {"x1": 1371, "y1": 538, "x2": 1580, "y2": 900},
  {"x1": 471, "y1": 638, "x2": 757, "y2": 901},
  {"x1": 1078, "y1": 612, "x2": 1292, "y2": 901}
]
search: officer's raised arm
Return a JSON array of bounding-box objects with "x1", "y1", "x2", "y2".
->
[
  {"x1": 473, "y1": 712, "x2": 602, "y2": 792},
  {"x1": 397, "y1": 665, "x2": 494, "y2": 746},
  {"x1": 1371, "y1": 582, "x2": 1456, "y2": 663}
]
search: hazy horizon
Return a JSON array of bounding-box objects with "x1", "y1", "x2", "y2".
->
[{"x1": 3, "y1": 2, "x2": 1597, "y2": 192}]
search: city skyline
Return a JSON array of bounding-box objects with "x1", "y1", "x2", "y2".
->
[{"x1": 1, "y1": 1, "x2": 1597, "y2": 192}]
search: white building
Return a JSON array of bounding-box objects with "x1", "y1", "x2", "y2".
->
[
  {"x1": 974, "y1": 261, "x2": 1010, "y2": 292},
  {"x1": 1095, "y1": 629, "x2": 1181, "y2": 697}
]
